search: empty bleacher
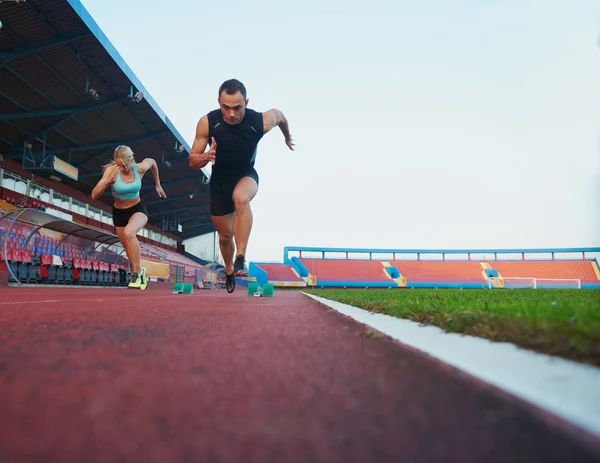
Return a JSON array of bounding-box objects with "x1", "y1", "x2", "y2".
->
[
  {"x1": 140, "y1": 244, "x2": 209, "y2": 281},
  {"x1": 0, "y1": 161, "x2": 220, "y2": 287},
  {"x1": 488, "y1": 260, "x2": 600, "y2": 287},
  {"x1": 0, "y1": 206, "x2": 131, "y2": 286},
  {"x1": 299, "y1": 259, "x2": 398, "y2": 287},
  {"x1": 276, "y1": 248, "x2": 600, "y2": 289},
  {"x1": 391, "y1": 261, "x2": 487, "y2": 288},
  {"x1": 0, "y1": 199, "x2": 211, "y2": 287},
  {"x1": 254, "y1": 263, "x2": 306, "y2": 286}
]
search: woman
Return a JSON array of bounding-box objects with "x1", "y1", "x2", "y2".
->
[{"x1": 91, "y1": 145, "x2": 167, "y2": 290}]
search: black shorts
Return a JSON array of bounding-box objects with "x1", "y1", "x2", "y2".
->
[
  {"x1": 112, "y1": 201, "x2": 148, "y2": 227},
  {"x1": 210, "y1": 169, "x2": 259, "y2": 216}
]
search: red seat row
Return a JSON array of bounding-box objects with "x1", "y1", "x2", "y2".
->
[{"x1": 5, "y1": 250, "x2": 131, "y2": 286}]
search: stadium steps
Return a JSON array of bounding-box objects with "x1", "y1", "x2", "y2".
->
[
  {"x1": 380, "y1": 261, "x2": 406, "y2": 287},
  {"x1": 251, "y1": 263, "x2": 307, "y2": 287},
  {"x1": 592, "y1": 260, "x2": 600, "y2": 281}
]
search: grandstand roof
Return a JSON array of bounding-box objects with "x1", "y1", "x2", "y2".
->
[
  {"x1": 4, "y1": 206, "x2": 121, "y2": 246},
  {"x1": 0, "y1": 0, "x2": 214, "y2": 240}
]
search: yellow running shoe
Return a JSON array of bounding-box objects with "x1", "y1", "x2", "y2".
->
[
  {"x1": 139, "y1": 267, "x2": 148, "y2": 290},
  {"x1": 128, "y1": 271, "x2": 142, "y2": 289}
]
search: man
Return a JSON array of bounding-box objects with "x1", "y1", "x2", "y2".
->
[{"x1": 189, "y1": 79, "x2": 294, "y2": 293}]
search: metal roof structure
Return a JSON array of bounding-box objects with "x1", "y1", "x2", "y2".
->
[
  {"x1": 3, "y1": 206, "x2": 122, "y2": 249},
  {"x1": 0, "y1": 0, "x2": 214, "y2": 239}
]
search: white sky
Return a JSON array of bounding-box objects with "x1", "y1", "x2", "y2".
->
[{"x1": 80, "y1": 0, "x2": 600, "y2": 263}]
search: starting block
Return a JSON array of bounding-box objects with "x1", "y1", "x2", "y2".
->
[
  {"x1": 172, "y1": 283, "x2": 193, "y2": 294},
  {"x1": 247, "y1": 282, "x2": 274, "y2": 297}
]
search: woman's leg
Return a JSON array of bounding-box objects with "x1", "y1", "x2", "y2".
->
[{"x1": 115, "y1": 212, "x2": 148, "y2": 274}]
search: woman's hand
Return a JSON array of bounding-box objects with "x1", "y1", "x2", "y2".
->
[
  {"x1": 107, "y1": 165, "x2": 122, "y2": 184},
  {"x1": 156, "y1": 184, "x2": 167, "y2": 199}
]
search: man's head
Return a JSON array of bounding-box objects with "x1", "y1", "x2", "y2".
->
[{"x1": 218, "y1": 79, "x2": 248, "y2": 125}]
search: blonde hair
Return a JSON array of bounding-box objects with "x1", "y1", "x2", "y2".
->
[{"x1": 102, "y1": 145, "x2": 135, "y2": 172}]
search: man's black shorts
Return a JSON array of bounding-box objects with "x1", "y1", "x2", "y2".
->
[
  {"x1": 210, "y1": 169, "x2": 259, "y2": 217},
  {"x1": 112, "y1": 201, "x2": 148, "y2": 227}
]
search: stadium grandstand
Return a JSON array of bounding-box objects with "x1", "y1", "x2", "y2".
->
[
  {"x1": 245, "y1": 246, "x2": 600, "y2": 290},
  {"x1": 0, "y1": 0, "x2": 225, "y2": 289}
]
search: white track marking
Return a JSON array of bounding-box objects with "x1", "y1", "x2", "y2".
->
[
  {"x1": 0, "y1": 295, "x2": 183, "y2": 306},
  {"x1": 303, "y1": 292, "x2": 600, "y2": 438}
]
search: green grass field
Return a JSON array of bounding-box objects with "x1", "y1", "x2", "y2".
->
[{"x1": 303, "y1": 288, "x2": 600, "y2": 366}]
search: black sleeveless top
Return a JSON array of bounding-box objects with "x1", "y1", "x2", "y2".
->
[{"x1": 207, "y1": 108, "x2": 264, "y2": 181}]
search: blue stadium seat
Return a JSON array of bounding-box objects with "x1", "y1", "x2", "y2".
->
[{"x1": 485, "y1": 268, "x2": 499, "y2": 278}]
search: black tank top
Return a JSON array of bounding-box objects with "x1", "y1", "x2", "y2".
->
[{"x1": 207, "y1": 108, "x2": 264, "y2": 181}]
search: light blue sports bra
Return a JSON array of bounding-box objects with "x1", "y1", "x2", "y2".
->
[{"x1": 111, "y1": 164, "x2": 141, "y2": 200}]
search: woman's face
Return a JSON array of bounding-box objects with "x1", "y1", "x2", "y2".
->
[{"x1": 115, "y1": 156, "x2": 133, "y2": 173}]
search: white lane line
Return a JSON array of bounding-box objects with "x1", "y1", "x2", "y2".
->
[
  {"x1": 303, "y1": 292, "x2": 600, "y2": 438},
  {"x1": 0, "y1": 295, "x2": 183, "y2": 305},
  {"x1": 1, "y1": 299, "x2": 62, "y2": 305}
]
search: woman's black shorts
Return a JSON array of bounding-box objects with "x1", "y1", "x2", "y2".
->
[
  {"x1": 112, "y1": 201, "x2": 148, "y2": 227},
  {"x1": 210, "y1": 169, "x2": 259, "y2": 217}
]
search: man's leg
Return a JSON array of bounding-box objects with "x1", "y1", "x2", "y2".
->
[
  {"x1": 209, "y1": 181, "x2": 238, "y2": 293},
  {"x1": 212, "y1": 213, "x2": 235, "y2": 274},
  {"x1": 232, "y1": 176, "x2": 258, "y2": 271}
]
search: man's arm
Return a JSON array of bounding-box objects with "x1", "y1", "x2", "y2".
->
[
  {"x1": 189, "y1": 115, "x2": 215, "y2": 168},
  {"x1": 263, "y1": 109, "x2": 294, "y2": 150}
]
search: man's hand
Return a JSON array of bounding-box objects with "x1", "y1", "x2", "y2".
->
[
  {"x1": 190, "y1": 136, "x2": 216, "y2": 169},
  {"x1": 205, "y1": 137, "x2": 216, "y2": 165},
  {"x1": 263, "y1": 109, "x2": 293, "y2": 150},
  {"x1": 285, "y1": 135, "x2": 294, "y2": 151},
  {"x1": 189, "y1": 115, "x2": 214, "y2": 170},
  {"x1": 155, "y1": 184, "x2": 167, "y2": 199}
]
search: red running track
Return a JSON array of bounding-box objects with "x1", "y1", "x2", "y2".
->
[{"x1": 0, "y1": 287, "x2": 598, "y2": 462}]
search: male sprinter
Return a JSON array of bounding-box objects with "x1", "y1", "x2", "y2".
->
[{"x1": 189, "y1": 79, "x2": 294, "y2": 293}]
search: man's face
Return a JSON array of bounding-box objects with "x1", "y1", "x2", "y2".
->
[{"x1": 218, "y1": 91, "x2": 248, "y2": 125}]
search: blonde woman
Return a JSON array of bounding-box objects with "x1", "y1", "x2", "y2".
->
[{"x1": 91, "y1": 145, "x2": 167, "y2": 289}]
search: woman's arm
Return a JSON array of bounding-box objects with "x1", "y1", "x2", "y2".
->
[
  {"x1": 91, "y1": 166, "x2": 118, "y2": 200},
  {"x1": 138, "y1": 158, "x2": 167, "y2": 198}
]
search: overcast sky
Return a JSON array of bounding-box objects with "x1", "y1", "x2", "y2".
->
[{"x1": 79, "y1": 0, "x2": 600, "y2": 263}]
